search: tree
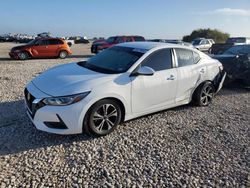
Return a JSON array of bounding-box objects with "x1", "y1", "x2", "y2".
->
[{"x1": 183, "y1": 28, "x2": 230, "y2": 43}]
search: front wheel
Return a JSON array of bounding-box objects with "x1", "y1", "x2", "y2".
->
[
  {"x1": 18, "y1": 52, "x2": 29, "y2": 60},
  {"x1": 83, "y1": 99, "x2": 122, "y2": 136},
  {"x1": 193, "y1": 82, "x2": 215, "y2": 106},
  {"x1": 58, "y1": 51, "x2": 68, "y2": 59}
]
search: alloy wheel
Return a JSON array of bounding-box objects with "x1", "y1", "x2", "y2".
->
[
  {"x1": 200, "y1": 85, "x2": 214, "y2": 105},
  {"x1": 92, "y1": 104, "x2": 118, "y2": 134}
]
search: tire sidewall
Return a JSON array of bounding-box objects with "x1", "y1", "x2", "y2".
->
[
  {"x1": 18, "y1": 52, "x2": 28, "y2": 60},
  {"x1": 194, "y1": 82, "x2": 215, "y2": 106},
  {"x1": 84, "y1": 99, "x2": 122, "y2": 136},
  {"x1": 59, "y1": 51, "x2": 68, "y2": 59}
]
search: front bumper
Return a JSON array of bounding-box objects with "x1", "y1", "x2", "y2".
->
[
  {"x1": 9, "y1": 52, "x2": 19, "y2": 59},
  {"x1": 24, "y1": 82, "x2": 88, "y2": 135}
]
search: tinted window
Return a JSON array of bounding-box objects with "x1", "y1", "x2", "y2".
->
[
  {"x1": 126, "y1": 37, "x2": 133, "y2": 42},
  {"x1": 36, "y1": 40, "x2": 48, "y2": 45},
  {"x1": 48, "y1": 39, "x2": 63, "y2": 45},
  {"x1": 79, "y1": 46, "x2": 144, "y2": 74},
  {"x1": 106, "y1": 37, "x2": 116, "y2": 43},
  {"x1": 226, "y1": 38, "x2": 246, "y2": 44},
  {"x1": 192, "y1": 39, "x2": 201, "y2": 45},
  {"x1": 134, "y1": 36, "x2": 145, "y2": 41},
  {"x1": 117, "y1": 37, "x2": 124, "y2": 43},
  {"x1": 175, "y1": 49, "x2": 197, "y2": 67},
  {"x1": 224, "y1": 45, "x2": 250, "y2": 55},
  {"x1": 142, "y1": 49, "x2": 172, "y2": 71}
]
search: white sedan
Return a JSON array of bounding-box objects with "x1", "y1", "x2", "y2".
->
[{"x1": 24, "y1": 42, "x2": 226, "y2": 136}]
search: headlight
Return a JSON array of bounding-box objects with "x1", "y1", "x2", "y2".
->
[
  {"x1": 14, "y1": 49, "x2": 20, "y2": 53},
  {"x1": 43, "y1": 91, "x2": 90, "y2": 106}
]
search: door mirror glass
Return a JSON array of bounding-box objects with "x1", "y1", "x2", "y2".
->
[{"x1": 131, "y1": 66, "x2": 155, "y2": 76}]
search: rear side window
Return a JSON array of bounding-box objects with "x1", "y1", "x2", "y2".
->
[
  {"x1": 134, "y1": 36, "x2": 145, "y2": 41},
  {"x1": 48, "y1": 39, "x2": 64, "y2": 45},
  {"x1": 175, "y1": 48, "x2": 199, "y2": 67},
  {"x1": 142, "y1": 49, "x2": 172, "y2": 71}
]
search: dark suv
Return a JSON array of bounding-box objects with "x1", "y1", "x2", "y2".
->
[{"x1": 91, "y1": 35, "x2": 145, "y2": 53}]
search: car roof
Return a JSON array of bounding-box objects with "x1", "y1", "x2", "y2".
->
[{"x1": 117, "y1": 42, "x2": 188, "y2": 51}]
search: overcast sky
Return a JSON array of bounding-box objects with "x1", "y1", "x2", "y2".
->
[{"x1": 0, "y1": 0, "x2": 250, "y2": 39}]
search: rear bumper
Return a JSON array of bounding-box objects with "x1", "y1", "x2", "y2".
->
[{"x1": 214, "y1": 70, "x2": 226, "y2": 93}]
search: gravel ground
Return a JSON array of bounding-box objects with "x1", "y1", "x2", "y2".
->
[{"x1": 0, "y1": 42, "x2": 249, "y2": 187}]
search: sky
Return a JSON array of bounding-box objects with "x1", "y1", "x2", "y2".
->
[{"x1": 0, "y1": 0, "x2": 250, "y2": 39}]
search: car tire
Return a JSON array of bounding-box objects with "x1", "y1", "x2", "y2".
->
[
  {"x1": 83, "y1": 99, "x2": 122, "y2": 136},
  {"x1": 193, "y1": 82, "x2": 215, "y2": 106},
  {"x1": 59, "y1": 51, "x2": 68, "y2": 59},
  {"x1": 18, "y1": 52, "x2": 29, "y2": 60}
]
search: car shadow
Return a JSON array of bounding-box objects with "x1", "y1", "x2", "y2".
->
[
  {"x1": 0, "y1": 57, "x2": 13, "y2": 61},
  {"x1": 0, "y1": 85, "x2": 248, "y2": 156},
  {"x1": 0, "y1": 99, "x2": 95, "y2": 156}
]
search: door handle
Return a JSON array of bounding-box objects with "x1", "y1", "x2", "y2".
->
[
  {"x1": 200, "y1": 68, "x2": 205, "y2": 74},
  {"x1": 167, "y1": 75, "x2": 175, "y2": 80}
]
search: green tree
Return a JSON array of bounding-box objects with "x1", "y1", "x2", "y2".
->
[{"x1": 183, "y1": 28, "x2": 230, "y2": 43}]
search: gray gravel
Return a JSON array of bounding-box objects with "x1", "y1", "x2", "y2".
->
[{"x1": 0, "y1": 43, "x2": 249, "y2": 187}]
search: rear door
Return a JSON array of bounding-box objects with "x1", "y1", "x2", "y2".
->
[
  {"x1": 131, "y1": 48, "x2": 178, "y2": 114},
  {"x1": 174, "y1": 48, "x2": 206, "y2": 102}
]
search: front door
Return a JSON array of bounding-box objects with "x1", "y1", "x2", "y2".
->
[{"x1": 131, "y1": 48, "x2": 178, "y2": 114}]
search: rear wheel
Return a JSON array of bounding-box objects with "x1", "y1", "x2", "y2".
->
[
  {"x1": 193, "y1": 82, "x2": 215, "y2": 106},
  {"x1": 83, "y1": 99, "x2": 122, "y2": 136},
  {"x1": 18, "y1": 52, "x2": 29, "y2": 60},
  {"x1": 59, "y1": 51, "x2": 68, "y2": 59}
]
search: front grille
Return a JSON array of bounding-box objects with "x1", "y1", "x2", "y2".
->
[
  {"x1": 24, "y1": 88, "x2": 45, "y2": 118},
  {"x1": 24, "y1": 88, "x2": 35, "y2": 112}
]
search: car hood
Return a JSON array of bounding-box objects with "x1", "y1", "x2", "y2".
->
[
  {"x1": 11, "y1": 45, "x2": 30, "y2": 51},
  {"x1": 31, "y1": 62, "x2": 116, "y2": 96}
]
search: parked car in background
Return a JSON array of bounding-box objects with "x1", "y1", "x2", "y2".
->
[
  {"x1": 210, "y1": 37, "x2": 250, "y2": 55},
  {"x1": 213, "y1": 45, "x2": 250, "y2": 86},
  {"x1": 24, "y1": 42, "x2": 225, "y2": 136},
  {"x1": 91, "y1": 35, "x2": 145, "y2": 53},
  {"x1": 9, "y1": 38, "x2": 72, "y2": 60},
  {"x1": 192, "y1": 38, "x2": 215, "y2": 52},
  {"x1": 148, "y1": 39, "x2": 194, "y2": 48},
  {"x1": 165, "y1": 39, "x2": 194, "y2": 48}
]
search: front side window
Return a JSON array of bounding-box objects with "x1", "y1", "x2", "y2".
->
[
  {"x1": 78, "y1": 46, "x2": 144, "y2": 74},
  {"x1": 175, "y1": 48, "x2": 198, "y2": 67},
  {"x1": 36, "y1": 40, "x2": 48, "y2": 45},
  {"x1": 106, "y1": 37, "x2": 116, "y2": 44},
  {"x1": 141, "y1": 49, "x2": 172, "y2": 71}
]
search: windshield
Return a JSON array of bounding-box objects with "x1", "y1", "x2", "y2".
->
[
  {"x1": 223, "y1": 45, "x2": 250, "y2": 55},
  {"x1": 192, "y1": 39, "x2": 201, "y2": 45},
  {"x1": 78, "y1": 46, "x2": 144, "y2": 74},
  {"x1": 106, "y1": 37, "x2": 116, "y2": 44}
]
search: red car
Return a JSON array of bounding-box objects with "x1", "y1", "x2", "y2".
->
[
  {"x1": 91, "y1": 35, "x2": 145, "y2": 53},
  {"x1": 9, "y1": 38, "x2": 72, "y2": 60}
]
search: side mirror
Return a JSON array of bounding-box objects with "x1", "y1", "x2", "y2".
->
[{"x1": 130, "y1": 66, "x2": 155, "y2": 77}]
